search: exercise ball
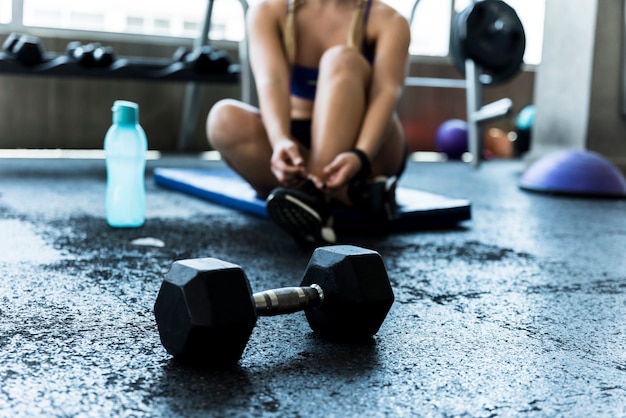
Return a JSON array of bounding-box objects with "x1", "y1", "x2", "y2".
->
[
  {"x1": 435, "y1": 119, "x2": 468, "y2": 160},
  {"x1": 484, "y1": 128, "x2": 514, "y2": 159},
  {"x1": 520, "y1": 149, "x2": 626, "y2": 197}
]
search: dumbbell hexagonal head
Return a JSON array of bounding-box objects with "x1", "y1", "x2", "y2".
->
[
  {"x1": 3, "y1": 32, "x2": 23, "y2": 54},
  {"x1": 300, "y1": 245, "x2": 394, "y2": 341},
  {"x1": 12, "y1": 35, "x2": 44, "y2": 66},
  {"x1": 184, "y1": 45, "x2": 231, "y2": 74},
  {"x1": 154, "y1": 258, "x2": 257, "y2": 367}
]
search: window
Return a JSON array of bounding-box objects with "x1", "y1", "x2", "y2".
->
[
  {"x1": 399, "y1": 0, "x2": 453, "y2": 57},
  {"x1": 126, "y1": 17, "x2": 145, "y2": 34},
  {"x1": 0, "y1": 0, "x2": 11, "y2": 24},
  {"x1": 21, "y1": 0, "x2": 211, "y2": 38},
  {"x1": 2, "y1": 0, "x2": 543, "y2": 64},
  {"x1": 68, "y1": 12, "x2": 105, "y2": 31}
]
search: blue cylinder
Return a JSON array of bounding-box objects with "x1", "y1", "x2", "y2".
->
[{"x1": 104, "y1": 100, "x2": 148, "y2": 228}]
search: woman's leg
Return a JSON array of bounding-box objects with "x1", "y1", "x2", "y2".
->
[
  {"x1": 206, "y1": 99, "x2": 278, "y2": 198},
  {"x1": 310, "y1": 46, "x2": 407, "y2": 200},
  {"x1": 309, "y1": 45, "x2": 371, "y2": 178},
  {"x1": 371, "y1": 114, "x2": 408, "y2": 178}
]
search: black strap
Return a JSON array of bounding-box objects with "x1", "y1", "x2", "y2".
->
[{"x1": 350, "y1": 148, "x2": 371, "y2": 179}]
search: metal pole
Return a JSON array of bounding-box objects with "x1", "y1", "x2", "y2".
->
[
  {"x1": 11, "y1": 0, "x2": 24, "y2": 29},
  {"x1": 408, "y1": 0, "x2": 423, "y2": 26},
  {"x1": 465, "y1": 59, "x2": 483, "y2": 168},
  {"x1": 177, "y1": 0, "x2": 215, "y2": 152},
  {"x1": 237, "y1": 0, "x2": 256, "y2": 105},
  {"x1": 622, "y1": 0, "x2": 626, "y2": 115}
]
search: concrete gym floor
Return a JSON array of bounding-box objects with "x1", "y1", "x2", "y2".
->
[{"x1": 0, "y1": 154, "x2": 624, "y2": 417}]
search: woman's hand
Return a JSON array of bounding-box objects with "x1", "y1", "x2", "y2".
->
[
  {"x1": 271, "y1": 138, "x2": 307, "y2": 186},
  {"x1": 322, "y1": 151, "x2": 363, "y2": 190}
]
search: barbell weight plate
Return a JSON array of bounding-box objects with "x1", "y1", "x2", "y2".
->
[
  {"x1": 451, "y1": 0, "x2": 526, "y2": 85},
  {"x1": 465, "y1": 0, "x2": 526, "y2": 71}
]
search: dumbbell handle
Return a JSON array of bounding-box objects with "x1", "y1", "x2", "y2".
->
[{"x1": 253, "y1": 284, "x2": 324, "y2": 316}]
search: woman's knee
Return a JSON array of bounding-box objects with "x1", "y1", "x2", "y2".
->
[
  {"x1": 206, "y1": 99, "x2": 258, "y2": 150},
  {"x1": 318, "y1": 45, "x2": 370, "y2": 81}
]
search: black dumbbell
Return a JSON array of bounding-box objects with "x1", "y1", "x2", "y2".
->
[
  {"x1": 182, "y1": 45, "x2": 231, "y2": 74},
  {"x1": 66, "y1": 41, "x2": 116, "y2": 68},
  {"x1": 172, "y1": 46, "x2": 190, "y2": 62},
  {"x1": 154, "y1": 245, "x2": 394, "y2": 367},
  {"x1": 2, "y1": 32, "x2": 23, "y2": 53},
  {"x1": 3, "y1": 33, "x2": 44, "y2": 66},
  {"x1": 93, "y1": 45, "x2": 116, "y2": 67}
]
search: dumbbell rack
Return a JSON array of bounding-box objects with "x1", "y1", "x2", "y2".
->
[
  {"x1": 0, "y1": 0, "x2": 253, "y2": 152},
  {"x1": 0, "y1": 53, "x2": 240, "y2": 83}
]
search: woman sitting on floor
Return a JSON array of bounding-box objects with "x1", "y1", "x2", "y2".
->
[{"x1": 206, "y1": 0, "x2": 411, "y2": 246}]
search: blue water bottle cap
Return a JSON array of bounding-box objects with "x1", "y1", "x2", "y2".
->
[{"x1": 112, "y1": 100, "x2": 139, "y2": 124}]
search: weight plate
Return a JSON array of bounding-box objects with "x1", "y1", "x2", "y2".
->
[{"x1": 451, "y1": 0, "x2": 526, "y2": 85}]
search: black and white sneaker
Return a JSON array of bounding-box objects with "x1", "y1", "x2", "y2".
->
[
  {"x1": 266, "y1": 180, "x2": 337, "y2": 247},
  {"x1": 348, "y1": 175, "x2": 398, "y2": 222}
]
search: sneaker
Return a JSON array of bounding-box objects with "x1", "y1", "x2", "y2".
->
[
  {"x1": 347, "y1": 175, "x2": 398, "y2": 222},
  {"x1": 266, "y1": 180, "x2": 337, "y2": 246}
]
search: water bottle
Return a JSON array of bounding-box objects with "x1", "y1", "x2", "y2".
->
[{"x1": 104, "y1": 100, "x2": 148, "y2": 228}]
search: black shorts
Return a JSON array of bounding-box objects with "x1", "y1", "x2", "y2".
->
[
  {"x1": 290, "y1": 119, "x2": 313, "y2": 149},
  {"x1": 289, "y1": 119, "x2": 408, "y2": 178}
]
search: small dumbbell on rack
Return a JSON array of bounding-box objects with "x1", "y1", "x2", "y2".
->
[
  {"x1": 66, "y1": 41, "x2": 116, "y2": 68},
  {"x1": 2, "y1": 32, "x2": 45, "y2": 66},
  {"x1": 172, "y1": 45, "x2": 232, "y2": 74},
  {"x1": 154, "y1": 245, "x2": 395, "y2": 367}
]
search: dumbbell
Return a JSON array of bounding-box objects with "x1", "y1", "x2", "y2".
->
[
  {"x1": 172, "y1": 46, "x2": 191, "y2": 62},
  {"x1": 66, "y1": 41, "x2": 116, "y2": 68},
  {"x1": 154, "y1": 245, "x2": 394, "y2": 367},
  {"x1": 173, "y1": 45, "x2": 231, "y2": 74},
  {"x1": 2, "y1": 33, "x2": 45, "y2": 66}
]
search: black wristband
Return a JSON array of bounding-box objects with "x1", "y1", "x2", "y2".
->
[{"x1": 350, "y1": 149, "x2": 371, "y2": 179}]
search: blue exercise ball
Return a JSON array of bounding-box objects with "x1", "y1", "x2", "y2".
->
[
  {"x1": 435, "y1": 119, "x2": 468, "y2": 160},
  {"x1": 520, "y1": 149, "x2": 626, "y2": 197}
]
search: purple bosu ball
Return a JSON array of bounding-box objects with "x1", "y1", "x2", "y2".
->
[
  {"x1": 435, "y1": 119, "x2": 468, "y2": 160},
  {"x1": 520, "y1": 149, "x2": 626, "y2": 197}
]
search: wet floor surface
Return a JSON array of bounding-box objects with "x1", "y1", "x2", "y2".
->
[{"x1": 0, "y1": 156, "x2": 625, "y2": 417}]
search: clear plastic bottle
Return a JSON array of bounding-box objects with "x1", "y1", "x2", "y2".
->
[{"x1": 104, "y1": 100, "x2": 147, "y2": 228}]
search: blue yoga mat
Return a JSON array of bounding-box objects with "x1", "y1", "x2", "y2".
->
[{"x1": 153, "y1": 168, "x2": 471, "y2": 230}]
